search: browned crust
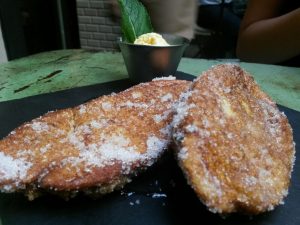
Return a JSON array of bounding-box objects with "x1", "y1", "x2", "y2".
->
[
  {"x1": 0, "y1": 79, "x2": 190, "y2": 199},
  {"x1": 173, "y1": 64, "x2": 295, "y2": 214}
]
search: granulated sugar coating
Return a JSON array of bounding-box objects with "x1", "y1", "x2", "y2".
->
[
  {"x1": 173, "y1": 64, "x2": 295, "y2": 215},
  {"x1": 0, "y1": 79, "x2": 190, "y2": 200}
]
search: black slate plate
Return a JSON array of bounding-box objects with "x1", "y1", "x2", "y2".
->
[{"x1": 0, "y1": 72, "x2": 299, "y2": 225}]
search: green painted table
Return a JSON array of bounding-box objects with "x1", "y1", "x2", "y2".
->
[
  {"x1": 0, "y1": 49, "x2": 300, "y2": 225},
  {"x1": 0, "y1": 49, "x2": 299, "y2": 111}
]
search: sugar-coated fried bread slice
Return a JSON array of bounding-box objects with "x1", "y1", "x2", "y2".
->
[
  {"x1": 173, "y1": 64, "x2": 295, "y2": 214},
  {"x1": 0, "y1": 78, "x2": 190, "y2": 200}
]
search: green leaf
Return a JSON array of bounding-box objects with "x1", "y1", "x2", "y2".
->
[{"x1": 118, "y1": 0, "x2": 153, "y2": 43}]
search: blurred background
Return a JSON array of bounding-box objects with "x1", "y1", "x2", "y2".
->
[
  {"x1": 0, "y1": 0, "x2": 248, "y2": 63},
  {"x1": 0, "y1": 0, "x2": 80, "y2": 62}
]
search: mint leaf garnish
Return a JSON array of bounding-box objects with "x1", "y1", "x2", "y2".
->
[{"x1": 118, "y1": 0, "x2": 154, "y2": 43}]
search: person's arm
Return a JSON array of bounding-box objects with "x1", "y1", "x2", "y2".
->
[{"x1": 236, "y1": 0, "x2": 300, "y2": 64}]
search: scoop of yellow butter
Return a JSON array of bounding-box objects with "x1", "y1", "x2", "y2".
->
[{"x1": 134, "y1": 33, "x2": 169, "y2": 46}]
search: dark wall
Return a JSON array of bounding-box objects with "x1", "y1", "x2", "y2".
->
[{"x1": 0, "y1": 0, "x2": 80, "y2": 60}]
